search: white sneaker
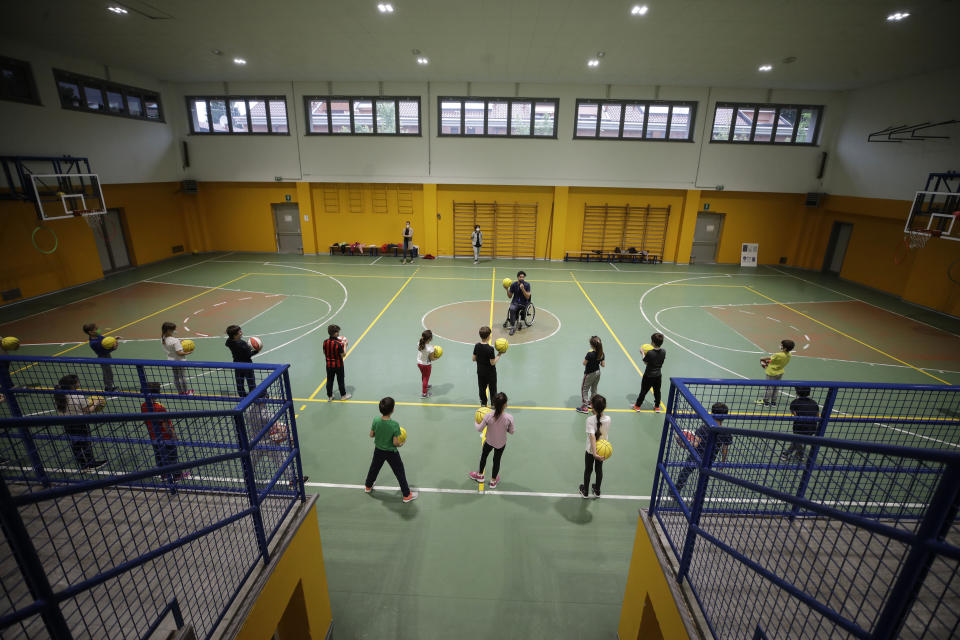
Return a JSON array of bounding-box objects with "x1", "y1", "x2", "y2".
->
[{"x1": 341, "y1": 393, "x2": 352, "y2": 400}]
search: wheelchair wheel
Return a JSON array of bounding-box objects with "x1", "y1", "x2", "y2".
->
[{"x1": 523, "y1": 303, "x2": 536, "y2": 327}]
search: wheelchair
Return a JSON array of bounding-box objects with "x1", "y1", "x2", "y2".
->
[{"x1": 502, "y1": 302, "x2": 536, "y2": 335}]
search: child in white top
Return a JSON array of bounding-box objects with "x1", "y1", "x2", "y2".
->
[
  {"x1": 161, "y1": 322, "x2": 190, "y2": 395},
  {"x1": 417, "y1": 329, "x2": 437, "y2": 398},
  {"x1": 580, "y1": 394, "x2": 610, "y2": 498}
]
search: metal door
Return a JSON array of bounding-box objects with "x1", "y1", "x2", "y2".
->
[
  {"x1": 271, "y1": 203, "x2": 302, "y2": 254},
  {"x1": 822, "y1": 222, "x2": 853, "y2": 274},
  {"x1": 90, "y1": 208, "x2": 131, "y2": 273},
  {"x1": 690, "y1": 212, "x2": 723, "y2": 264}
]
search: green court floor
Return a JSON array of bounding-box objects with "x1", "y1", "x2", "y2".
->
[{"x1": 3, "y1": 252, "x2": 959, "y2": 639}]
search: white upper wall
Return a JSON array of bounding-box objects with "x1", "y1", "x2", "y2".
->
[
  {"x1": 825, "y1": 67, "x2": 960, "y2": 200},
  {"x1": 0, "y1": 40, "x2": 181, "y2": 183}
]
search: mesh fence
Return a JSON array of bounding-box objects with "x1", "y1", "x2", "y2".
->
[
  {"x1": 0, "y1": 354, "x2": 305, "y2": 640},
  {"x1": 652, "y1": 379, "x2": 960, "y2": 640}
]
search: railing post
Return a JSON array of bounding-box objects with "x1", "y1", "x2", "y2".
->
[
  {"x1": 869, "y1": 463, "x2": 960, "y2": 639},
  {"x1": 650, "y1": 381, "x2": 678, "y2": 514},
  {"x1": 677, "y1": 429, "x2": 717, "y2": 583},
  {"x1": 0, "y1": 477, "x2": 72, "y2": 639},
  {"x1": 281, "y1": 371, "x2": 306, "y2": 502},
  {"x1": 233, "y1": 409, "x2": 270, "y2": 564},
  {"x1": 0, "y1": 357, "x2": 49, "y2": 487},
  {"x1": 790, "y1": 385, "x2": 838, "y2": 519}
]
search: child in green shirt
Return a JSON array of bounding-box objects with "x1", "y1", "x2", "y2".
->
[
  {"x1": 363, "y1": 397, "x2": 418, "y2": 503},
  {"x1": 761, "y1": 339, "x2": 795, "y2": 405}
]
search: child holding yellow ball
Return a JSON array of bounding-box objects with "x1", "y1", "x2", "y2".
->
[
  {"x1": 417, "y1": 329, "x2": 437, "y2": 398},
  {"x1": 364, "y1": 397, "x2": 417, "y2": 503},
  {"x1": 161, "y1": 322, "x2": 192, "y2": 395}
]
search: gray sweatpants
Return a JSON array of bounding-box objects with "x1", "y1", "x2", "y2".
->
[
  {"x1": 581, "y1": 370, "x2": 601, "y2": 406},
  {"x1": 763, "y1": 373, "x2": 783, "y2": 403}
]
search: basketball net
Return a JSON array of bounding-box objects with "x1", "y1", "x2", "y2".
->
[{"x1": 905, "y1": 229, "x2": 942, "y2": 250}]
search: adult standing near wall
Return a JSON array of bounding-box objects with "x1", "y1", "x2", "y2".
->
[
  {"x1": 401, "y1": 220, "x2": 414, "y2": 264},
  {"x1": 471, "y1": 224, "x2": 483, "y2": 264}
]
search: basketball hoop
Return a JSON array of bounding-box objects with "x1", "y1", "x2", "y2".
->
[{"x1": 905, "y1": 230, "x2": 934, "y2": 249}]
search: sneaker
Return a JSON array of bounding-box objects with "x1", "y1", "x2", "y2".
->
[
  {"x1": 502, "y1": 321, "x2": 509, "y2": 328},
  {"x1": 576, "y1": 405, "x2": 590, "y2": 414},
  {"x1": 427, "y1": 384, "x2": 432, "y2": 389},
  {"x1": 578, "y1": 484, "x2": 589, "y2": 499},
  {"x1": 421, "y1": 392, "x2": 431, "y2": 398},
  {"x1": 364, "y1": 485, "x2": 373, "y2": 494},
  {"x1": 591, "y1": 483, "x2": 601, "y2": 498},
  {"x1": 654, "y1": 405, "x2": 663, "y2": 413},
  {"x1": 185, "y1": 389, "x2": 194, "y2": 395},
  {"x1": 341, "y1": 393, "x2": 352, "y2": 400},
  {"x1": 327, "y1": 396, "x2": 333, "y2": 402},
  {"x1": 508, "y1": 326, "x2": 516, "y2": 336},
  {"x1": 631, "y1": 405, "x2": 643, "y2": 412},
  {"x1": 402, "y1": 491, "x2": 418, "y2": 503},
  {"x1": 780, "y1": 450, "x2": 794, "y2": 462},
  {"x1": 469, "y1": 471, "x2": 484, "y2": 483},
  {"x1": 84, "y1": 460, "x2": 108, "y2": 471},
  {"x1": 489, "y1": 476, "x2": 500, "y2": 488},
  {"x1": 473, "y1": 260, "x2": 478, "y2": 264}
]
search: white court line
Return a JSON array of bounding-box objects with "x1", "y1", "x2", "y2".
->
[
  {"x1": 371, "y1": 256, "x2": 382, "y2": 265},
  {"x1": 609, "y1": 262, "x2": 621, "y2": 272},
  {"x1": 420, "y1": 299, "x2": 561, "y2": 346},
  {"x1": 655, "y1": 305, "x2": 764, "y2": 354},
  {"x1": 237, "y1": 299, "x2": 285, "y2": 330},
  {"x1": 308, "y1": 482, "x2": 648, "y2": 500}
]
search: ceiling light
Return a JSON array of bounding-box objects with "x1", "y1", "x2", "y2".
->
[
  {"x1": 588, "y1": 59, "x2": 600, "y2": 67},
  {"x1": 886, "y1": 11, "x2": 909, "y2": 21},
  {"x1": 631, "y1": 5, "x2": 648, "y2": 15},
  {"x1": 210, "y1": 49, "x2": 223, "y2": 56},
  {"x1": 377, "y1": 3, "x2": 394, "y2": 13},
  {"x1": 107, "y1": 5, "x2": 128, "y2": 14},
  {"x1": 233, "y1": 58, "x2": 247, "y2": 65},
  {"x1": 758, "y1": 64, "x2": 773, "y2": 72},
  {"x1": 416, "y1": 57, "x2": 429, "y2": 65}
]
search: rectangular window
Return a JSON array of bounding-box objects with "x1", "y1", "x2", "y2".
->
[
  {"x1": 305, "y1": 96, "x2": 421, "y2": 136},
  {"x1": 438, "y1": 97, "x2": 558, "y2": 138},
  {"x1": 711, "y1": 102, "x2": 823, "y2": 145},
  {"x1": 186, "y1": 95, "x2": 288, "y2": 134},
  {"x1": 53, "y1": 69, "x2": 163, "y2": 122},
  {"x1": 574, "y1": 99, "x2": 695, "y2": 141},
  {"x1": 0, "y1": 55, "x2": 41, "y2": 105}
]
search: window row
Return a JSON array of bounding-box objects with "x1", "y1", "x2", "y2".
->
[
  {"x1": 438, "y1": 98, "x2": 558, "y2": 137},
  {"x1": 188, "y1": 96, "x2": 289, "y2": 134},
  {"x1": 574, "y1": 100, "x2": 696, "y2": 141},
  {"x1": 711, "y1": 103, "x2": 822, "y2": 144},
  {"x1": 54, "y1": 69, "x2": 163, "y2": 122},
  {"x1": 0, "y1": 55, "x2": 41, "y2": 105},
  {"x1": 306, "y1": 97, "x2": 420, "y2": 135}
]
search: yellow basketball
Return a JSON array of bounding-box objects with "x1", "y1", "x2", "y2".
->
[
  {"x1": 475, "y1": 406, "x2": 492, "y2": 424},
  {"x1": 101, "y1": 336, "x2": 118, "y2": 351},
  {"x1": 88, "y1": 395, "x2": 106, "y2": 411},
  {"x1": 398, "y1": 426, "x2": 407, "y2": 445},
  {"x1": 432, "y1": 345, "x2": 443, "y2": 359},
  {"x1": 595, "y1": 439, "x2": 613, "y2": 460},
  {"x1": 1, "y1": 336, "x2": 20, "y2": 351},
  {"x1": 502, "y1": 277, "x2": 512, "y2": 289},
  {"x1": 641, "y1": 343, "x2": 654, "y2": 354},
  {"x1": 494, "y1": 338, "x2": 508, "y2": 353},
  {"x1": 181, "y1": 339, "x2": 196, "y2": 354}
]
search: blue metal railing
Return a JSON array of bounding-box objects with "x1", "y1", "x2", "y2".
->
[
  {"x1": 650, "y1": 378, "x2": 960, "y2": 640},
  {"x1": 0, "y1": 354, "x2": 306, "y2": 639}
]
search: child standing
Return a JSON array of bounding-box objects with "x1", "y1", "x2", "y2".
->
[
  {"x1": 141, "y1": 381, "x2": 184, "y2": 483},
  {"x1": 54, "y1": 374, "x2": 107, "y2": 470},
  {"x1": 633, "y1": 333, "x2": 666, "y2": 412},
  {"x1": 225, "y1": 325, "x2": 258, "y2": 397},
  {"x1": 580, "y1": 393, "x2": 610, "y2": 498},
  {"x1": 760, "y1": 339, "x2": 795, "y2": 405},
  {"x1": 401, "y1": 221, "x2": 414, "y2": 263},
  {"x1": 83, "y1": 323, "x2": 119, "y2": 392},
  {"x1": 161, "y1": 322, "x2": 191, "y2": 395},
  {"x1": 471, "y1": 224, "x2": 482, "y2": 263},
  {"x1": 417, "y1": 329, "x2": 436, "y2": 398},
  {"x1": 469, "y1": 392, "x2": 514, "y2": 488},
  {"x1": 674, "y1": 403, "x2": 730, "y2": 493},
  {"x1": 781, "y1": 386, "x2": 820, "y2": 461},
  {"x1": 363, "y1": 397, "x2": 418, "y2": 502},
  {"x1": 322, "y1": 324, "x2": 351, "y2": 401},
  {"x1": 577, "y1": 336, "x2": 605, "y2": 413},
  {"x1": 472, "y1": 326, "x2": 501, "y2": 407}
]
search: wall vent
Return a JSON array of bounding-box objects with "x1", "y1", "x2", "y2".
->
[
  {"x1": 1, "y1": 288, "x2": 22, "y2": 301},
  {"x1": 805, "y1": 192, "x2": 824, "y2": 207},
  {"x1": 181, "y1": 180, "x2": 198, "y2": 194},
  {"x1": 172, "y1": 245, "x2": 184, "y2": 254}
]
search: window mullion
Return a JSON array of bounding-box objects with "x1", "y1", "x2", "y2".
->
[
  {"x1": 747, "y1": 107, "x2": 758, "y2": 142},
  {"x1": 618, "y1": 102, "x2": 625, "y2": 139},
  {"x1": 640, "y1": 102, "x2": 648, "y2": 138},
  {"x1": 790, "y1": 106, "x2": 800, "y2": 144},
  {"x1": 349, "y1": 99, "x2": 355, "y2": 134}
]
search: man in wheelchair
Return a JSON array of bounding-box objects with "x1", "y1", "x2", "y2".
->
[{"x1": 503, "y1": 271, "x2": 532, "y2": 336}]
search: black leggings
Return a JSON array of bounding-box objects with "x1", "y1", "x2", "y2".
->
[
  {"x1": 364, "y1": 448, "x2": 411, "y2": 496},
  {"x1": 235, "y1": 369, "x2": 256, "y2": 397},
  {"x1": 635, "y1": 374, "x2": 662, "y2": 408},
  {"x1": 583, "y1": 450, "x2": 603, "y2": 491},
  {"x1": 478, "y1": 442, "x2": 505, "y2": 478},
  {"x1": 65, "y1": 424, "x2": 94, "y2": 468},
  {"x1": 477, "y1": 369, "x2": 497, "y2": 406}
]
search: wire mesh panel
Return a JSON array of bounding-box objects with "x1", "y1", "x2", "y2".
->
[
  {"x1": 452, "y1": 201, "x2": 538, "y2": 259},
  {"x1": 580, "y1": 203, "x2": 670, "y2": 258},
  {"x1": 0, "y1": 355, "x2": 305, "y2": 640},
  {"x1": 651, "y1": 378, "x2": 960, "y2": 640}
]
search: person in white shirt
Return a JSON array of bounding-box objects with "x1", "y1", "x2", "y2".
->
[
  {"x1": 416, "y1": 329, "x2": 438, "y2": 398},
  {"x1": 161, "y1": 322, "x2": 190, "y2": 395},
  {"x1": 580, "y1": 394, "x2": 610, "y2": 498},
  {"x1": 54, "y1": 374, "x2": 107, "y2": 470},
  {"x1": 471, "y1": 225, "x2": 483, "y2": 264}
]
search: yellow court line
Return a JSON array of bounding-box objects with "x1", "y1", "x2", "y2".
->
[
  {"x1": 307, "y1": 268, "x2": 420, "y2": 400},
  {"x1": 243, "y1": 272, "x2": 740, "y2": 287},
  {"x1": 578, "y1": 281, "x2": 744, "y2": 287},
  {"x1": 489, "y1": 267, "x2": 496, "y2": 327},
  {"x1": 293, "y1": 397, "x2": 653, "y2": 413},
  {"x1": 746, "y1": 287, "x2": 949, "y2": 385},
  {"x1": 571, "y1": 272, "x2": 644, "y2": 377}
]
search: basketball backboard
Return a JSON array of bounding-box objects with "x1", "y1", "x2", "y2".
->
[
  {"x1": 29, "y1": 173, "x2": 106, "y2": 220},
  {"x1": 905, "y1": 191, "x2": 960, "y2": 242}
]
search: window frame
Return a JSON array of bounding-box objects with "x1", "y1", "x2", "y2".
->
[
  {"x1": 185, "y1": 95, "x2": 290, "y2": 135},
  {"x1": 303, "y1": 96, "x2": 421, "y2": 136},
  {"x1": 572, "y1": 99, "x2": 697, "y2": 142},
  {"x1": 437, "y1": 96, "x2": 559, "y2": 139},
  {"x1": 710, "y1": 102, "x2": 824, "y2": 146},
  {"x1": 53, "y1": 69, "x2": 163, "y2": 123},
  {"x1": 0, "y1": 55, "x2": 41, "y2": 106}
]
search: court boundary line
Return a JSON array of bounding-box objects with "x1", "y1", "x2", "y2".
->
[
  {"x1": 654, "y1": 303, "x2": 766, "y2": 354},
  {"x1": 565, "y1": 272, "x2": 642, "y2": 376},
  {"x1": 293, "y1": 397, "x2": 660, "y2": 413},
  {"x1": 419, "y1": 299, "x2": 561, "y2": 346},
  {"x1": 489, "y1": 267, "x2": 496, "y2": 327}
]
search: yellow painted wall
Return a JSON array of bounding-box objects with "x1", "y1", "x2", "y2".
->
[
  {"x1": 697, "y1": 191, "x2": 808, "y2": 265},
  {"x1": 309, "y1": 183, "x2": 425, "y2": 254},
  {"x1": 435, "y1": 185, "x2": 555, "y2": 258},
  {"x1": 197, "y1": 182, "x2": 300, "y2": 253},
  {"x1": 101, "y1": 182, "x2": 189, "y2": 265}
]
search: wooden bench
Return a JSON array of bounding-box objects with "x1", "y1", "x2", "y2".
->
[
  {"x1": 329, "y1": 245, "x2": 379, "y2": 256},
  {"x1": 564, "y1": 251, "x2": 607, "y2": 262},
  {"x1": 610, "y1": 252, "x2": 661, "y2": 264}
]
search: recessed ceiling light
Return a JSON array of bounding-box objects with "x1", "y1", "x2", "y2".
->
[
  {"x1": 107, "y1": 5, "x2": 128, "y2": 14},
  {"x1": 782, "y1": 56, "x2": 797, "y2": 64},
  {"x1": 588, "y1": 59, "x2": 600, "y2": 67},
  {"x1": 886, "y1": 11, "x2": 909, "y2": 21},
  {"x1": 758, "y1": 64, "x2": 773, "y2": 72},
  {"x1": 233, "y1": 58, "x2": 247, "y2": 65},
  {"x1": 631, "y1": 5, "x2": 648, "y2": 15},
  {"x1": 211, "y1": 49, "x2": 223, "y2": 56},
  {"x1": 416, "y1": 57, "x2": 429, "y2": 65},
  {"x1": 377, "y1": 2, "x2": 394, "y2": 13}
]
